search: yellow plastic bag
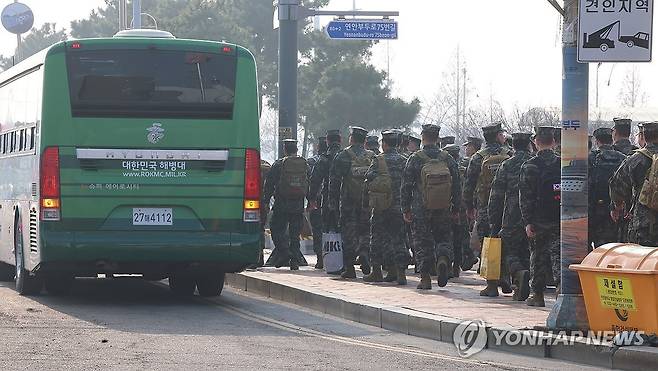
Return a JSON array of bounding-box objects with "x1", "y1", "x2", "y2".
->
[{"x1": 480, "y1": 237, "x2": 501, "y2": 280}]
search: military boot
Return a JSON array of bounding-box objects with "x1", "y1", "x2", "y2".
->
[
  {"x1": 314, "y1": 252, "x2": 324, "y2": 270},
  {"x1": 526, "y1": 292, "x2": 545, "y2": 307},
  {"x1": 363, "y1": 265, "x2": 384, "y2": 283},
  {"x1": 340, "y1": 265, "x2": 357, "y2": 279},
  {"x1": 290, "y1": 261, "x2": 299, "y2": 271},
  {"x1": 436, "y1": 256, "x2": 450, "y2": 287},
  {"x1": 397, "y1": 266, "x2": 407, "y2": 286},
  {"x1": 383, "y1": 265, "x2": 398, "y2": 282},
  {"x1": 359, "y1": 255, "x2": 371, "y2": 276},
  {"x1": 480, "y1": 280, "x2": 499, "y2": 297},
  {"x1": 417, "y1": 273, "x2": 432, "y2": 290},
  {"x1": 499, "y1": 277, "x2": 513, "y2": 294},
  {"x1": 452, "y1": 264, "x2": 461, "y2": 278},
  {"x1": 514, "y1": 270, "x2": 530, "y2": 301}
]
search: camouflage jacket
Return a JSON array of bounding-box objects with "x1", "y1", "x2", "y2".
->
[
  {"x1": 263, "y1": 156, "x2": 310, "y2": 213},
  {"x1": 462, "y1": 143, "x2": 512, "y2": 210},
  {"x1": 309, "y1": 143, "x2": 341, "y2": 209},
  {"x1": 588, "y1": 144, "x2": 626, "y2": 212},
  {"x1": 307, "y1": 154, "x2": 322, "y2": 204},
  {"x1": 519, "y1": 149, "x2": 561, "y2": 228},
  {"x1": 400, "y1": 144, "x2": 461, "y2": 214},
  {"x1": 488, "y1": 150, "x2": 533, "y2": 230},
  {"x1": 613, "y1": 138, "x2": 639, "y2": 156},
  {"x1": 365, "y1": 148, "x2": 406, "y2": 212},
  {"x1": 329, "y1": 143, "x2": 373, "y2": 211},
  {"x1": 610, "y1": 144, "x2": 658, "y2": 220}
]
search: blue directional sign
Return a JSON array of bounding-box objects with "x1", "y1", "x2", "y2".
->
[
  {"x1": 1, "y1": 2, "x2": 34, "y2": 35},
  {"x1": 326, "y1": 19, "x2": 398, "y2": 40}
]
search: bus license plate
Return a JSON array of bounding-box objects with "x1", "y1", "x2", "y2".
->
[{"x1": 132, "y1": 208, "x2": 173, "y2": 226}]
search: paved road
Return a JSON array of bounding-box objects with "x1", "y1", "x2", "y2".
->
[{"x1": 0, "y1": 279, "x2": 598, "y2": 370}]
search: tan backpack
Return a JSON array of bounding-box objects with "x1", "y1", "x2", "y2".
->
[
  {"x1": 476, "y1": 150, "x2": 509, "y2": 206},
  {"x1": 278, "y1": 156, "x2": 308, "y2": 199},
  {"x1": 638, "y1": 149, "x2": 658, "y2": 211},
  {"x1": 367, "y1": 155, "x2": 393, "y2": 210},
  {"x1": 345, "y1": 148, "x2": 374, "y2": 203},
  {"x1": 417, "y1": 151, "x2": 452, "y2": 210}
]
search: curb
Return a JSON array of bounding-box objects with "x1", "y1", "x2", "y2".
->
[{"x1": 226, "y1": 273, "x2": 657, "y2": 369}]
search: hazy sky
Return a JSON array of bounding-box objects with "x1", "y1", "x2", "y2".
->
[{"x1": 1, "y1": 0, "x2": 657, "y2": 119}]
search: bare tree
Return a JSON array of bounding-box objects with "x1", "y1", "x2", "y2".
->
[
  {"x1": 259, "y1": 109, "x2": 278, "y2": 163},
  {"x1": 508, "y1": 106, "x2": 560, "y2": 133},
  {"x1": 619, "y1": 66, "x2": 648, "y2": 108}
]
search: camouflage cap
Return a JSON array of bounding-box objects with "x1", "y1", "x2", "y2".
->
[
  {"x1": 381, "y1": 130, "x2": 400, "y2": 140},
  {"x1": 317, "y1": 136, "x2": 327, "y2": 143},
  {"x1": 642, "y1": 121, "x2": 658, "y2": 134},
  {"x1": 409, "y1": 135, "x2": 421, "y2": 145},
  {"x1": 349, "y1": 126, "x2": 368, "y2": 137},
  {"x1": 593, "y1": 127, "x2": 613, "y2": 139},
  {"x1": 482, "y1": 123, "x2": 503, "y2": 136},
  {"x1": 440, "y1": 136, "x2": 456, "y2": 146},
  {"x1": 462, "y1": 136, "x2": 483, "y2": 147},
  {"x1": 534, "y1": 126, "x2": 557, "y2": 140},
  {"x1": 326, "y1": 129, "x2": 341, "y2": 136},
  {"x1": 366, "y1": 135, "x2": 379, "y2": 144},
  {"x1": 511, "y1": 133, "x2": 533, "y2": 144},
  {"x1": 613, "y1": 118, "x2": 632, "y2": 130},
  {"x1": 443, "y1": 144, "x2": 461, "y2": 155},
  {"x1": 421, "y1": 124, "x2": 440, "y2": 135}
]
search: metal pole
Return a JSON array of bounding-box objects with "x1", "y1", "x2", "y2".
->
[
  {"x1": 547, "y1": 0, "x2": 589, "y2": 331},
  {"x1": 15, "y1": 34, "x2": 21, "y2": 63},
  {"x1": 132, "y1": 0, "x2": 142, "y2": 29},
  {"x1": 278, "y1": 0, "x2": 300, "y2": 158}
]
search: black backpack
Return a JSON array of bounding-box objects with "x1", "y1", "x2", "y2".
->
[
  {"x1": 591, "y1": 150, "x2": 625, "y2": 205},
  {"x1": 535, "y1": 156, "x2": 561, "y2": 222}
]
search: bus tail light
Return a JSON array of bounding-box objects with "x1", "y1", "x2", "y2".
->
[
  {"x1": 244, "y1": 148, "x2": 261, "y2": 223},
  {"x1": 41, "y1": 147, "x2": 61, "y2": 221}
]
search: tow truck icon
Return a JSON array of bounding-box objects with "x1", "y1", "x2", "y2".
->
[{"x1": 583, "y1": 20, "x2": 650, "y2": 52}]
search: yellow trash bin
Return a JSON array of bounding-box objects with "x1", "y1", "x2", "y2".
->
[{"x1": 570, "y1": 243, "x2": 658, "y2": 334}]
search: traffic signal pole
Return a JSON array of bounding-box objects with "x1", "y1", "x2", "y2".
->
[
  {"x1": 547, "y1": 0, "x2": 590, "y2": 331},
  {"x1": 276, "y1": 1, "x2": 399, "y2": 158}
]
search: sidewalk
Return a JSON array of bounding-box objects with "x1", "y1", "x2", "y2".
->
[{"x1": 226, "y1": 252, "x2": 658, "y2": 371}]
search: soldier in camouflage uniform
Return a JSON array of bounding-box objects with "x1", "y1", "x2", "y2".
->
[
  {"x1": 612, "y1": 118, "x2": 639, "y2": 155},
  {"x1": 401, "y1": 124, "x2": 462, "y2": 290},
  {"x1": 487, "y1": 133, "x2": 534, "y2": 300},
  {"x1": 308, "y1": 136, "x2": 328, "y2": 269},
  {"x1": 463, "y1": 124, "x2": 511, "y2": 247},
  {"x1": 611, "y1": 122, "x2": 658, "y2": 246},
  {"x1": 444, "y1": 144, "x2": 468, "y2": 278},
  {"x1": 263, "y1": 140, "x2": 311, "y2": 271},
  {"x1": 363, "y1": 130, "x2": 408, "y2": 285},
  {"x1": 588, "y1": 128, "x2": 626, "y2": 250},
  {"x1": 519, "y1": 127, "x2": 561, "y2": 307},
  {"x1": 366, "y1": 135, "x2": 381, "y2": 155},
  {"x1": 408, "y1": 135, "x2": 421, "y2": 154},
  {"x1": 330, "y1": 126, "x2": 374, "y2": 279},
  {"x1": 460, "y1": 137, "x2": 482, "y2": 270},
  {"x1": 309, "y1": 130, "x2": 342, "y2": 233}
]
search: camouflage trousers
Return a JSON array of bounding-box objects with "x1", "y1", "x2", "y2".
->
[
  {"x1": 369, "y1": 210, "x2": 408, "y2": 268},
  {"x1": 410, "y1": 209, "x2": 454, "y2": 274},
  {"x1": 589, "y1": 206, "x2": 619, "y2": 250},
  {"x1": 340, "y1": 207, "x2": 371, "y2": 266},
  {"x1": 322, "y1": 207, "x2": 339, "y2": 233},
  {"x1": 452, "y1": 223, "x2": 469, "y2": 268},
  {"x1": 270, "y1": 209, "x2": 303, "y2": 263},
  {"x1": 528, "y1": 225, "x2": 560, "y2": 294},
  {"x1": 476, "y1": 206, "x2": 491, "y2": 245},
  {"x1": 309, "y1": 208, "x2": 323, "y2": 255},
  {"x1": 500, "y1": 226, "x2": 529, "y2": 276}
]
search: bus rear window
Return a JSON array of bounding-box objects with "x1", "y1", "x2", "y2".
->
[{"x1": 67, "y1": 49, "x2": 237, "y2": 119}]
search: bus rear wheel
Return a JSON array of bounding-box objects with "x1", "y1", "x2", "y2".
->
[
  {"x1": 169, "y1": 273, "x2": 196, "y2": 296},
  {"x1": 14, "y1": 220, "x2": 42, "y2": 296},
  {"x1": 196, "y1": 273, "x2": 225, "y2": 297}
]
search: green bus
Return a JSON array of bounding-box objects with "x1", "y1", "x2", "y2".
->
[{"x1": 0, "y1": 29, "x2": 261, "y2": 297}]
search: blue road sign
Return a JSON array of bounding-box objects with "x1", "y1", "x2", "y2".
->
[
  {"x1": 326, "y1": 19, "x2": 398, "y2": 40},
  {"x1": 1, "y1": 2, "x2": 34, "y2": 35}
]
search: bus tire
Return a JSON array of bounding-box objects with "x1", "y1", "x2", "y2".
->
[
  {"x1": 44, "y1": 274, "x2": 75, "y2": 295},
  {"x1": 0, "y1": 263, "x2": 14, "y2": 281},
  {"x1": 169, "y1": 273, "x2": 196, "y2": 297},
  {"x1": 14, "y1": 219, "x2": 42, "y2": 296},
  {"x1": 196, "y1": 273, "x2": 225, "y2": 297}
]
